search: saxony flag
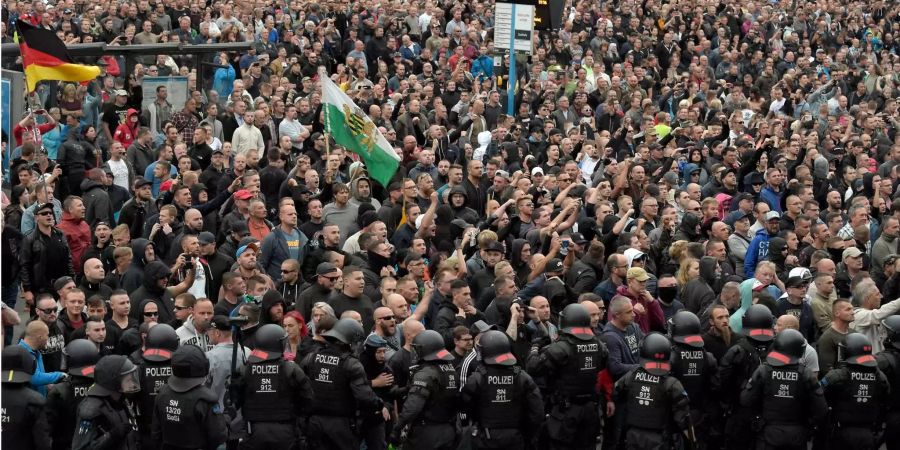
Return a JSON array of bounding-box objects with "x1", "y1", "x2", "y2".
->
[
  {"x1": 16, "y1": 21, "x2": 101, "y2": 93},
  {"x1": 321, "y1": 74, "x2": 400, "y2": 187}
]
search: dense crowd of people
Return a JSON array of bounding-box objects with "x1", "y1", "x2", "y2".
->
[{"x1": 2, "y1": 0, "x2": 900, "y2": 449}]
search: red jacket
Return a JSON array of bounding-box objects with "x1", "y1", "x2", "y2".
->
[
  {"x1": 56, "y1": 211, "x2": 91, "y2": 274},
  {"x1": 113, "y1": 109, "x2": 140, "y2": 148},
  {"x1": 611, "y1": 284, "x2": 666, "y2": 334}
]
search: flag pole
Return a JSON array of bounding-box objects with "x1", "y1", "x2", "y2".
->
[{"x1": 320, "y1": 67, "x2": 330, "y2": 158}]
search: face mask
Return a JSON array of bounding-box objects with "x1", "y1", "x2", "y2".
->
[{"x1": 658, "y1": 286, "x2": 678, "y2": 303}]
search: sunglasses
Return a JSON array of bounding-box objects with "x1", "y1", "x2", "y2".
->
[
  {"x1": 143, "y1": 311, "x2": 160, "y2": 317},
  {"x1": 173, "y1": 305, "x2": 191, "y2": 311},
  {"x1": 38, "y1": 307, "x2": 57, "y2": 315},
  {"x1": 37, "y1": 211, "x2": 53, "y2": 216},
  {"x1": 377, "y1": 316, "x2": 396, "y2": 321},
  {"x1": 325, "y1": 276, "x2": 341, "y2": 281}
]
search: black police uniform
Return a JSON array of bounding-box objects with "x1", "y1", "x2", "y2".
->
[
  {"x1": 300, "y1": 319, "x2": 384, "y2": 450},
  {"x1": 526, "y1": 303, "x2": 608, "y2": 450},
  {"x1": 1, "y1": 345, "x2": 52, "y2": 450},
  {"x1": 668, "y1": 311, "x2": 720, "y2": 447},
  {"x1": 740, "y1": 329, "x2": 827, "y2": 450},
  {"x1": 73, "y1": 355, "x2": 141, "y2": 450},
  {"x1": 876, "y1": 315, "x2": 900, "y2": 450},
  {"x1": 395, "y1": 330, "x2": 461, "y2": 450},
  {"x1": 236, "y1": 324, "x2": 314, "y2": 450},
  {"x1": 719, "y1": 305, "x2": 774, "y2": 450},
  {"x1": 151, "y1": 345, "x2": 227, "y2": 450},
  {"x1": 614, "y1": 333, "x2": 693, "y2": 450},
  {"x1": 47, "y1": 339, "x2": 100, "y2": 450},
  {"x1": 135, "y1": 325, "x2": 179, "y2": 450},
  {"x1": 821, "y1": 333, "x2": 890, "y2": 450},
  {"x1": 460, "y1": 330, "x2": 544, "y2": 450}
]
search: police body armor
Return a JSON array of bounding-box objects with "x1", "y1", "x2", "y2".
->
[
  {"x1": 549, "y1": 336, "x2": 603, "y2": 399},
  {"x1": 156, "y1": 384, "x2": 219, "y2": 449},
  {"x1": 137, "y1": 360, "x2": 172, "y2": 424},
  {"x1": 2, "y1": 385, "x2": 48, "y2": 450},
  {"x1": 670, "y1": 344, "x2": 711, "y2": 407},
  {"x1": 830, "y1": 367, "x2": 880, "y2": 426},
  {"x1": 878, "y1": 351, "x2": 900, "y2": 408},
  {"x1": 418, "y1": 362, "x2": 459, "y2": 424},
  {"x1": 48, "y1": 376, "x2": 94, "y2": 450},
  {"x1": 306, "y1": 346, "x2": 356, "y2": 417},
  {"x1": 761, "y1": 365, "x2": 805, "y2": 424},
  {"x1": 624, "y1": 368, "x2": 671, "y2": 430},
  {"x1": 726, "y1": 340, "x2": 767, "y2": 404},
  {"x1": 242, "y1": 359, "x2": 294, "y2": 422},
  {"x1": 474, "y1": 365, "x2": 524, "y2": 429}
]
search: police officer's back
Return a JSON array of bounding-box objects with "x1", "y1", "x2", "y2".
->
[
  {"x1": 73, "y1": 355, "x2": 141, "y2": 450},
  {"x1": 740, "y1": 329, "x2": 827, "y2": 450},
  {"x1": 300, "y1": 318, "x2": 386, "y2": 450},
  {"x1": 821, "y1": 333, "x2": 890, "y2": 450},
  {"x1": 47, "y1": 339, "x2": 99, "y2": 450},
  {"x1": 668, "y1": 312, "x2": 719, "y2": 434},
  {"x1": 151, "y1": 345, "x2": 227, "y2": 450},
  {"x1": 235, "y1": 323, "x2": 313, "y2": 450},
  {"x1": 394, "y1": 329, "x2": 461, "y2": 450},
  {"x1": 460, "y1": 330, "x2": 544, "y2": 450},
  {"x1": 876, "y1": 315, "x2": 900, "y2": 450},
  {"x1": 614, "y1": 333, "x2": 693, "y2": 450},
  {"x1": 526, "y1": 303, "x2": 608, "y2": 450},
  {"x1": 720, "y1": 304, "x2": 775, "y2": 450},
  {"x1": 1, "y1": 345, "x2": 52, "y2": 450},
  {"x1": 135, "y1": 323, "x2": 179, "y2": 449}
]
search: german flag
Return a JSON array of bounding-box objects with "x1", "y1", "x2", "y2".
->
[{"x1": 16, "y1": 21, "x2": 101, "y2": 93}]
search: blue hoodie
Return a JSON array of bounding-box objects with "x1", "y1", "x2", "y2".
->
[
  {"x1": 18, "y1": 339, "x2": 64, "y2": 396},
  {"x1": 680, "y1": 163, "x2": 700, "y2": 189},
  {"x1": 759, "y1": 185, "x2": 783, "y2": 213},
  {"x1": 744, "y1": 227, "x2": 775, "y2": 278}
]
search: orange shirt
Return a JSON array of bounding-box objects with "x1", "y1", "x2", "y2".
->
[{"x1": 248, "y1": 219, "x2": 271, "y2": 241}]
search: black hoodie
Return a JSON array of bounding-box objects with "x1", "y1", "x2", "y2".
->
[
  {"x1": 128, "y1": 261, "x2": 175, "y2": 324},
  {"x1": 681, "y1": 256, "x2": 718, "y2": 314},
  {"x1": 261, "y1": 290, "x2": 287, "y2": 324},
  {"x1": 121, "y1": 239, "x2": 155, "y2": 294},
  {"x1": 674, "y1": 213, "x2": 702, "y2": 242}
]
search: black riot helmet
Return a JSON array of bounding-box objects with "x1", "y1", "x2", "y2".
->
[
  {"x1": 2, "y1": 345, "x2": 36, "y2": 384},
  {"x1": 480, "y1": 330, "x2": 516, "y2": 366},
  {"x1": 93, "y1": 355, "x2": 141, "y2": 395},
  {"x1": 169, "y1": 345, "x2": 211, "y2": 391},
  {"x1": 766, "y1": 329, "x2": 805, "y2": 367},
  {"x1": 882, "y1": 315, "x2": 900, "y2": 351},
  {"x1": 323, "y1": 319, "x2": 365, "y2": 346},
  {"x1": 248, "y1": 324, "x2": 288, "y2": 363},
  {"x1": 669, "y1": 311, "x2": 704, "y2": 348},
  {"x1": 559, "y1": 303, "x2": 594, "y2": 340},
  {"x1": 742, "y1": 304, "x2": 775, "y2": 343},
  {"x1": 839, "y1": 333, "x2": 877, "y2": 368},
  {"x1": 640, "y1": 332, "x2": 672, "y2": 376},
  {"x1": 412, "y1": 330, "x2": 454, "y2": 362},
  {"x1": 64, "y1": 339, "x2": 100, "y2": 378},
  {"x1": 143, "y1": 324, "x2": 179, "y2": 362}
]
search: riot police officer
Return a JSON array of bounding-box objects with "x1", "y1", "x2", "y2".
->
[
  {"x1": 820, "y1": 333, "x2": 890, "y2": 450},
  {"x1": 73, "y1": 355, "x2": 142, "y2": 450},
  {"x1": 461, "y1": 330, "x2": 544, "y2": 449},
  {"x1": 1, "y1": 345, "x2": 51, "y2": 450},
  {"x1": 48, "y1": 339, "x2": 100, "y2": 450},
  {"x1": 394, "y1": 330, "x2": 461, "y2": 450},
  {"x1": 151, "y1": 345, "x2": 227, "y2": 450},
  {"x1": 614, "y1": 332, "x2": 693, "y2": 450},
  {"x1": 720, "y1": 304, "x2": 775, "y2": 450},
  {"x1": 740, "y1": 329, "x2": 827, "y2": 450},
  {"x1": 668, "y1": 311, "x2": 719, "y2": 448},
  {"x1": 135, "y1": 324, "x2": 179, "y2": 450},
  {"x1": 526, "y1": 303, "x2": 608, "y2": 450},
  {"x1": 876, "y1": 315, "x2": 900, "y2": 450},
  {"x1": 235, "y1": 324, "x2": 313, "y2": 450},
  {"x1": 301, "y1": 318, "x2": 386, "y2": 450}
]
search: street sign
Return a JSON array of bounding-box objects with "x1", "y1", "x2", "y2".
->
[{"x1": 494, "y1": 2, "x2": 535, "y2": 55}]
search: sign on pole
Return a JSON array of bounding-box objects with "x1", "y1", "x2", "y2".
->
[{"x1": 493, "y1": 2, "x2": 535, "y2": 55}]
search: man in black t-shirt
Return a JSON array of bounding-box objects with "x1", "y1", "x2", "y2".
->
[{"x1": 101, "y1": 90, "x2": 132, "y2": 145}]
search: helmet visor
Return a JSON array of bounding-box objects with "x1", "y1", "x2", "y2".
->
[{"x1": 120, "y1": 370, "x2": 141, "y2": 394}]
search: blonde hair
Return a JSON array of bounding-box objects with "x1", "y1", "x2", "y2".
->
[
  {"x1": 669, "y1": 240, "x2": 689, "y2": 262},
  {"x1": 676, "y1": 258, "x2": 698, "y2": 287}
]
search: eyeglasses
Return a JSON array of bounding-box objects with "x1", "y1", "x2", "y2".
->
[
  {"x1": 38, "y1": 307, "x2": 57, "y2": 315},
  {"x1": 173, "y1": 305, "x2": 191, "y2": 311},
  {"x1": 377, "y1": 316, "x2": 396, "y2": 321},
  {"x1": 143, "y1": 311, "x2": 160, "y2": 317}
]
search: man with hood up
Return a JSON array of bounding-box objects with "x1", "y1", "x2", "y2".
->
[
  {"x1": 447, "y1": 185, "x2": 479, "y2": 227},
  {"x1": 349, "y1": 176, "x2": 383, "y2": 210},
  {"x1": 745, "y1": 211, "x2": 781, "y2": 279},
  {"x1": 79, "y1": 168, "x2": 115, "y2": 228},
  {"x1": 129, "y1": 261, "x2": 188, "y2": 325},
  {"x1": 121, "y1": 239, "x2": 156, "y2": 294},
  {"x1": 261, "y1": 290, "x2": 287, "y2": 325},
  {"x1": 673, "y1": 211, "x2": 702, "y2": 242},
  {"x1": 681, "y1": 256, "x2": 718, "y2": 314},
  {"x1": 58, "y1": 126, "x2": 98, "y2": 197}
]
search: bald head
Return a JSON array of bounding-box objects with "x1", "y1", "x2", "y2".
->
[
  {"x1": 580, "y1": 300, "x2": 601, "y2": 327},
  {"x1": 385, "y1": 294, "x2": 411, "y2": 320},
  {"x1": 402, "y1": 319, "x2": 425, "y2": 344},
  {"x1": 775, "y1": 314, "x2": 800, "y2": 333}
]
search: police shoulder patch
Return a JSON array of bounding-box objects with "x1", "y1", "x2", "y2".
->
[
  {"x1": 77, "y1": 420, "x2": 93, "y2": 435},
  {"x1": 413, "y1": 380, "x2": 428, "y2": 387},
  {"x1": 211, "y1": 404, "x2": 223, "y2": 414}
]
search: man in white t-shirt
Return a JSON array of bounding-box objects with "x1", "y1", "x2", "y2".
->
[{"x1": 105, "y1": 141, "x2": 132, "y2": 192}]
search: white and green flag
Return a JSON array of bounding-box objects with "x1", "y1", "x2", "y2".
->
[{"x1": 321, "y1": 74, "x2": 400, "y2": 187}]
